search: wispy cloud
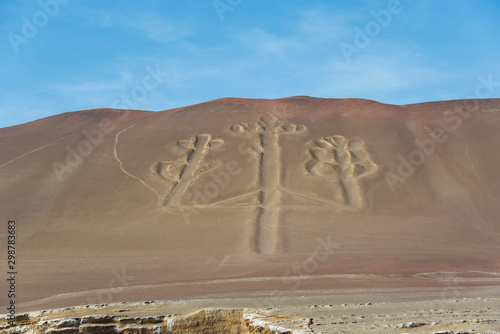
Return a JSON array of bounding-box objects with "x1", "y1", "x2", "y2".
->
[
  {"x1": 121, "y1": 11, "x2": 192, "y2": 43},
  {"x1": 313, "y1": 49, "x2": 449, "y2": 103},
  {"x1": 1, "y1": 1, "x2": 499, "y2": 128},
  {"x1": 294, "y1": 8, "x2": 358, "y2": 46},
  {"x1": 237, "y1": 28, "x2": 298, "y2": 58},
  {"x1": 46, "y1": 82, "x2": 123, "y2": 94},
  {"x1": 89, "y1": 10, "x2": 192, "y2": 43}
]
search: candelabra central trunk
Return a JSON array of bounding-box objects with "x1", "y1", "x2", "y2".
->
[{"x1": 257, "y1": 129, "x2": 281, "y2": 254}]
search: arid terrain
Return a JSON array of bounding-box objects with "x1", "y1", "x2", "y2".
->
[
  {"x1": 1, "y1": 96, "x2": 500, "y2": 332},
  {"x1": 2, "y1": 289, "x2": 500, "y2": 333}
]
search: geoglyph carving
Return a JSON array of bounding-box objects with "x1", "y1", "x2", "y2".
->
[
  {"x1": 309, "y1": 135, "x2": 377, "y2": 209},
  {"x1": 155, "y1": 116, "x2": 378, "y2": 254},
  {"x1": 156, "y1": 134, "x2": 224, "y2": 207},
  {"x1": 231, "y1": 115, "x2": 307, "y2": 253}
]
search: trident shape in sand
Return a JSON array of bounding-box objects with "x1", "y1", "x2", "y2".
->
[
  {"x1": 231, "y1": 115, "x2": 307, "y2": 254},
  {"x1": 156, "y1": 115, "x2": 377, "y2": 255}
]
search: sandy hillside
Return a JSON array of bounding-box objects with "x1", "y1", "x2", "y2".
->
[{"x1": 1, "y1": 97, "x2": 500, "y2": 312}]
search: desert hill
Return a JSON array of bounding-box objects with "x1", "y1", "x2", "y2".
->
[{"x1": 1, "y1": 96, "x2": 500, "y2": 311}]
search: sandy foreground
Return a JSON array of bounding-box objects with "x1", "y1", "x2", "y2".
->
[{"x1": 2, "y1": 288, "x2": 500, "y2": 333}]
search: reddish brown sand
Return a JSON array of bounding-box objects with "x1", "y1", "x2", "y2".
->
[{"x1": 1, "y1": 97, "x2": 499, "y2": 313}]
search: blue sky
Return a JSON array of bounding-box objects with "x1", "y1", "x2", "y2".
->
[{"x1": 1, "y1": 0, "x2": 500, "y2": 128}]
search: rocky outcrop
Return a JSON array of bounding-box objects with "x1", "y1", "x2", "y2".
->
[{"x1": 0, "y1": 308, "x2": 302, "y2": 334}]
